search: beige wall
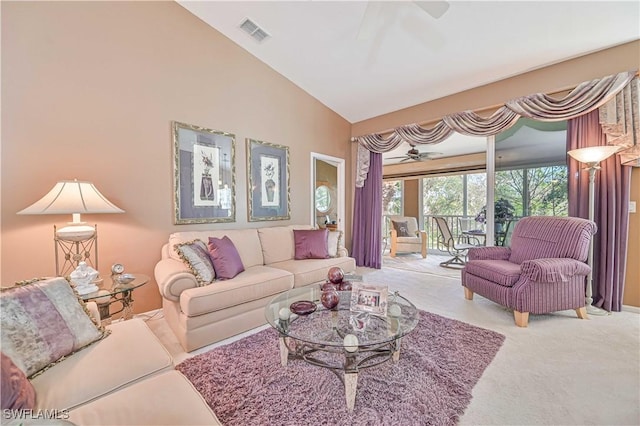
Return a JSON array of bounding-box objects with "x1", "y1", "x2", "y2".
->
[
  {"x1": 403, "y1": 179, "x2": 420, "y2": 219},
  {"x1": 1, "y1": 1, "x2": 352, "y2": 314}
]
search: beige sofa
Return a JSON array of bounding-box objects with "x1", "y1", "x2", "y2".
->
[
  {"x1": 22, "y1": 303, "x2": 220, "y2": 426},
  {"x1": 155, "y1": 225, "x2": 356, "y2": 352}
]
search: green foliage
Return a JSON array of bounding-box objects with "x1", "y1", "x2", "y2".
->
[{"x1": 382, "y1": 180, "x2": 402, "y2": 215}]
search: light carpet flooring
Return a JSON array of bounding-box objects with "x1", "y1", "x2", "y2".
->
[{"x1": 143, "y1": 254, "x2": 640, "y2": 425}]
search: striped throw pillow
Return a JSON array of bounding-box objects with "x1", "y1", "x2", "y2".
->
[{"x1": 0, "y1": 277, "x2": 109, "y2": 378}]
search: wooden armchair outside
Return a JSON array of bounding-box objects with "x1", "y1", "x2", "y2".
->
[{"x1": 388, "y1": 215, "x2": 427, "y2": 258}]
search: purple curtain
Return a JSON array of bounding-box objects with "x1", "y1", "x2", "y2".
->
[
  {"x1": 567, "y1": 110, "x2": 631, "y2": 311},
  {"x1": 352, "y1": 151, "x2": 382, "y2": 268}
]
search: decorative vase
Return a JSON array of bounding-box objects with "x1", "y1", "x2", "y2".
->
[
  {"x1": 265, "y1": 179, "x2": 276, "y2": 202},
  {"x1": 321, "y1": 289, "x2": 339, "y2": 310},
  {"x1": 327, "y1": 267, "x2": 344, "y2": 284},
  {"x1": 200, "y1": 174, "x2": 215, "y2": 201}
]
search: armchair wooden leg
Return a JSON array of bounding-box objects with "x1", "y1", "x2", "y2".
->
[
  {"x1": 575, "y1": 307, "x2": 588, "y2": 320},
  {"x1": 463, "y1": 287, "x2": 474, "y2": 300},
  {"x1": 514, "y1": 311, "x2": 529, "y2": 327},
  {"x1": 390, "y1": 230, "x2": 397, "y2": 257}
]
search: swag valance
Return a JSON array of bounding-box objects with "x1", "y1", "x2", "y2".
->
[{"x1": 353, "y1": 70, "x2": 638, "y2": 187}]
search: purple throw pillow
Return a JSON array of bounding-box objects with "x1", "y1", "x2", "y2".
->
[
  {"x1": 294, "y1": 229, "x2": 330, "y2": 260},
  {"x1": 1, "y1": 353, "x2": 36, "y2": 410},
  {"x1": 207, "y1": 236, "x2": 245, "y2": 280}
]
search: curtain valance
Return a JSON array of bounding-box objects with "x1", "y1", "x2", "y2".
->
[{"x1": 353, "y1": 70, "x2": 638, "y2": 186}]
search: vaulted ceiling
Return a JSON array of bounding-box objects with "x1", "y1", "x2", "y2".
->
[{"x1": 178, "y1": 1, "x2": 639, "y2": 167}]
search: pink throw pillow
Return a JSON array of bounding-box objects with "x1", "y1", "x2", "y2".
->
[
  {"x1": 294, "y1": 229, "x2": 330, "y2": 260},
  {"x1": 207, "y1": 236, "x2": 245, "y2": 280},
  {"x1": 1, "y1": 352, "x2": 36, "y2": 410}
]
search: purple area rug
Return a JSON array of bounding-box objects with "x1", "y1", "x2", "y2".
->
[{"x1": 176, "y1": 310, "x2": 505, "y2": 426}]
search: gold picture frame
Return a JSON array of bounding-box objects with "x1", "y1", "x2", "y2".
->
[
  {"x1": 247, "y1": 138, "x2": 290, "y2": 221},
  {"x1": 173, "y1": 121, "x2": 236, "y2": 224}
]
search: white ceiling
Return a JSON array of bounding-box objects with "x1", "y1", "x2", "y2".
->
[
  {"x1": 178, "y1": 1, "x2": 638, "y2": 167},
  {"x1": 179, "y1": 1, "x2": 639, "y2": 124}
]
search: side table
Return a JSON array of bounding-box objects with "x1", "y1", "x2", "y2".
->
[{"x1": 82, "y1": 273, "x2": 149, "y2": 322}]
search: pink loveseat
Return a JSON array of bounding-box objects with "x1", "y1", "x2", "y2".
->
[{"x1": 461, "y1": 216, "x2": 597, "y2": 327}]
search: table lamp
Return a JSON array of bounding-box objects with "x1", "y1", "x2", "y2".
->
[
  {"x1": 567, "y1": 145, "x2": 620, "y2": 315},
  {"x1": 17, "y1": 179, "x2": 124, "y2": 275}
]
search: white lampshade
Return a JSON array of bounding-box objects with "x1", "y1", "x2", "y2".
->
[
  {"x1": 18, "y1": 179, "x2": 124, "y2": 240},
  {"x1": 567, "y1": 145, "x2": 620, "y2": 165}
]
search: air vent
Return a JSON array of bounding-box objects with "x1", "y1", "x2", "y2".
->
[{"x1": 239, "y1": 18, "x2": 270, "y2": 43}]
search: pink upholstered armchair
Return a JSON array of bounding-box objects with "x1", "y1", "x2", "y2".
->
[{"x1": 461, "y1": 216, "x2": 596, "y2": 327}]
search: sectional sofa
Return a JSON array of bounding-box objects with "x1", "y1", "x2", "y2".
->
[
  {"x1": 155, "y1": 225, "x2": 356, "y2": 352},
  {"x1": 1, "y1": 278, "x2": 219, "y2": 426}
]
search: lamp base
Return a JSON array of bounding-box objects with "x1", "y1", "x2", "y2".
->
[
  {"x1": 56, "y1": 224, "x2": 96, "y2": 241},
  {"x1": 586, "y1": 304, "x2": 610, "y2": 316}
]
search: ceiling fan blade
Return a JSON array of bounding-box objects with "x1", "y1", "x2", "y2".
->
[
  {"x1": 357, "y1": 1, "x2": 383, "y2": 41},
  {"x1": 388, "y1": 156, "x2": 408, "y2": 160},
  {"x1": 413, "y1": 1, "x2": 450, "y2": 19}
]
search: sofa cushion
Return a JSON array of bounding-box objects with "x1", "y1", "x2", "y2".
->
[
  {"x1": 293, "y1": 229, "x2": 330, "y2": 260},
  {"x1": 169, "y1": 229, "x2": 264, "y2": 268},
  {"x1": 68, "y1": 371, "x2": 221, "y2": 426},
  {"x1": 0, "y1": 277, "x2": 109, "y2": 378},
  {"x1": 1, "y1": 352, "x2": 36, "y2": 410},
  {"x1": 179, "y1": 266, "x2": 293, "y2": 316},
  {"x1": 208, "y1": 236, "x2": 245, "y2": 280},
  {"x1": 31, "y1": 318, "x2": 173, "y2": 411},
  {"x1": 464, "y1": 259, "x2": 522, "y2": 287},
  {"x1": 258, "y1": 225, "x2": 314, "y2": 264},
  {"x1": 174, "y1": 239, "x2": 216, "y2": 286},
  {"x1": 269, "y1": 257, "x2": 356, "y2": 288},
  {"x1": 392, "y1": 220, "x2": 411, "y2": 237},
  {"x1": 327, "y1": 230, "x2": 343, "y2": 258}
]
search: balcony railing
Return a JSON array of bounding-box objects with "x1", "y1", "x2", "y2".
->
[{"x1": 383, "y1": 214, "x2": 477, "y2": 250}]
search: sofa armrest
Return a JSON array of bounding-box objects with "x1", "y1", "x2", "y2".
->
[
  {"x1": 468, "y1": 246, "x2": 511, "y2": 261},
  {"x1": 154, "y1": 258, "x2": 198, "y2": 302},
  {"x1": 520, "y1": 258, "x2": 591, "y2": 283},
  {"x1": 337, "y1": 247, "x2": 350, "y2": 257}
]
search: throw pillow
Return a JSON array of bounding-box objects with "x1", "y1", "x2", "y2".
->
[
  {"x1": 208, "y1": 236, "x2": 245, "y2": 280},
  {"x1": 174, "y1": 239, "x2": 216, "y2": 286},
  {"x1": 1, "y1": 352, "x2": 36, "y2": 410},
  {"x1": 294, "y1": 229, "x2": 330, "y2": 260},
  {"x1": 0, "y1": 277, "x2": 109, "y2": 378},
  {"x1": 327, "y1": 230, "x2": 344, "y2": 258},
  {"x1": 392, "y1": 220, "x2": 411, "y2": 237}
]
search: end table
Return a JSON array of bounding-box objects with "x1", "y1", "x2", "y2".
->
[{"x1": 82, "y1": 273, "x2": 149, "y2": 322}]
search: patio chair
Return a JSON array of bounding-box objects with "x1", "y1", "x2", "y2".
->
[
  {"x1": 461, "y1": 216, "x2": 596, "y2": 327},
  {"x1": 389, "y1": 215, "x2": 427, "y2": 258},
  {"x1": 433, "y1": 216, "x2": 477, "y2": 268}
]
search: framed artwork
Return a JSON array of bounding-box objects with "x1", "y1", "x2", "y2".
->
[
  {"x1": 247, "y1": 138, "x2": 290, "y2": 221},
  {"x1": 173, "y1": 121, "x2": 235, "y2": 224},
  {"x1": 350, "y1": 283, "x2": 388, "y2": 317}
]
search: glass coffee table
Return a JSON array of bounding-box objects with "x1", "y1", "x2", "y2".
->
[{"x1": 265, "y1": 285, "x2": 419, "y2": 411}]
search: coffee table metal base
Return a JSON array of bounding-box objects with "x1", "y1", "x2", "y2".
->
[{"x1": 278, "y1": 334, "x2": 403, "y2": 411}]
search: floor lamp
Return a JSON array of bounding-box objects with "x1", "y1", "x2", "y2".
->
[{"x1": 567, "y1": 145, "x2": 620, "y2": 315}]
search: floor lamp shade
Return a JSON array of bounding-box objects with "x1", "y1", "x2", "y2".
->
[
  {"x1": 17, "y1": 179, "x2": 124, "y2": 240},
  {"x1": 567, "y1": 145, "x2": 620, "y2": 165}
]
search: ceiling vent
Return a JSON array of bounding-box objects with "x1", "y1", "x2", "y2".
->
[{"x1": 239, "y1": 18, "x2": 270, "y2": 43}]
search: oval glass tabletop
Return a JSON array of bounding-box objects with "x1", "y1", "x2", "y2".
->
[
  {"x1": 265, "y1": 285, "x2": 419, "y2": 349},
  {"x1": 81, "y1": 273, "x2": 149, "y2": 300}
]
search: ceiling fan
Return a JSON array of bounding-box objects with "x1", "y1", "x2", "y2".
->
[
  {"x1": 388, "y1": 145, "x2": 443, "y2": 162},
  {"x1": 357, "y1": 1, "x2": 450, "y2": 40}
]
